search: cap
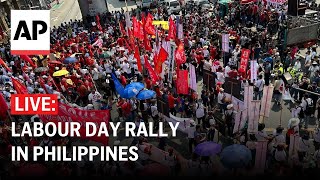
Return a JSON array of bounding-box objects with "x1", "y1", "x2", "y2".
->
[
  {"x1": 227, "y1": 104, "x2": 233, "y2": 109},
  {"x1": 220, "y1": 88, "x2": 224, "y2": 91}
]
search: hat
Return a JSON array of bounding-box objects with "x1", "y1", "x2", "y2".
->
[
  {"x1": 288, "y1": 118, "x2": 300, "y2": 127},
  {"x1": 220, "y1": 88, "x2": 224, "y2": 91},
  {"x1": 312, "y1": 61, "x2": 318, "y2": 65},
  {"x1": 227, "y1": 104, "x2": 233, "y2": 109},
  {"x1": 87, "y1": 104, "x2": 94, "y2": 110},
  {"x1": 42, "y1": 75, "x2": 48, "y2": 78}
]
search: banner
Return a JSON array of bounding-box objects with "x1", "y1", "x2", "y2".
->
[
  {"x1": 222, "y1": 34, "x2": 229, "y2": 53},
  {"x1": 176, "y1": 70, "x2": 189, "y2": 95},
  {"x1": 255, "y1": 140, "x2": 268, "y2": 173},
  {"x1": 238, "y1": 49, "x2": 250, "y2": 73},
  {"x1": 233, "y1": 109, "x2": 247, "y2": 134},
  {"x1": 243, "y1": 86, "x2": 254, "y2": 109},
  {"x1": 189, "y1": 64, "x2": 197, "y2": 92},
  {"x1": 250, "y1": 60, "x2": 258, "y2": 82},
  {"x1": 260, "y1": 85, "x2": 274, "y2": 118},
  {"x1": 289, "y1": 134, "x2": 299, "y2": 160},
  {"x1": 224, "y1": 77, "x2": 241, "y2": 99},
  {"x1": 152, "y1": 21, "x2": 169, "y2": 30},
  {"x1": 39, "y1": 103, "x2": 110, "y2": 145},
  {"x1": 163, "y1": 114, "x2": 193, "y2": 134},
  {"x1": 267, "y1": 0, "x2": 286, "y2": 8},
  {"x1": 248, "y1": 100, "x2": 261, "y2": 134}
]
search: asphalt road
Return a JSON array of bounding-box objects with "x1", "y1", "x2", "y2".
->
[{"x1": 50, "y1": 0, "x2": 82, "y2": 28}]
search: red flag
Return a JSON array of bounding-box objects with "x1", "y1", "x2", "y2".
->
[
  {"x1": 0, "y1": 58, "x2": 12, "y2": 72},
  {"x1": 96, "y1": 14, "x2": 100, "y2": 23},
  {"x1": 144, "y1": 33, "x2": 152, "y2": 51},
  {"x1": 168, "y1": 17, "x2": 176, "y2": 40},
  {"x1": 144, "y1": 13, "x2": 155, "y2": 35},
  {"x1": 128, "y1": 28, "x2": 135, "y2": 49},
  {"x1": 144, "y1": 56, "x2": 159, "y2": 84},
  {"x1": 155, "y1": 47, "x2": 168, "y2": 74},
  {"x1": 133, "y1": 17, "x2": 139, "y2": 37},
  {"x1": 139, "y1": 22, "x2": 144, "y2": 40},
  {"x1": 133, "y1": 17, "x2": 144, "y2": 40},
  {"x1": 175, "y1": 41, "x2": 186, "y2": 67},
  {"x1": 176, "y1": 70, "x2": 189, "y2": 95},
  {"x1": 97, "y1": 23, "x2": 103, "y2": 32},
  {"x1": 20, "y1": 55, "x2": 36, "y2": 68},
  {"x1": 119, "y1": 22, "x2": 127, "y2": 36},
  {"x1": 0, "y1": 92, "x2": 8, "y2": 120},
  {"x1": 153, "y1": 52, "x2": 158, "y2": 69},
  {"x1": 39, "y1": 77, "x2": 49, "y2": 94},
  {"x1": 11, "y1": 77, "x2": 28, "y2": 94},
  {"x1": 22, "y1": 70, "x2": 31, "y2": 84},
  {"x1": 134, "y1": 46, "x2": 142, "y2": 72},
  {"x1": 48, "y1": 75, "x2": 59, "y2": 91}
]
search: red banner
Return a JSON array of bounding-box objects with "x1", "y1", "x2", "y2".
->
[
  {"x1": 11, "y1": 77, "x2": 28, "y2": 94},
  {"x1": 176, "y1": 70, "x2": 189, "y2": 95},
  {"x1": 175, "y1": 41, "x2": 186, "y2": 66},
  {"x1": 144, "y1": 56, "x2": 159, "y2": 84},
  {"x1": 39, "y1": 103, "x2": 110, "y2": 145},
  {"x1": 168, "y1": 17, "x2": 176, "y2": 40},
  {"x1": 239, "y1": 49, "x2": 251, "y2": 73}
]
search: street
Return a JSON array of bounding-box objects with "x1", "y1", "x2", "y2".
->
[{"x1": 50, "y1": 0, "x2": 82, "y2": 28}]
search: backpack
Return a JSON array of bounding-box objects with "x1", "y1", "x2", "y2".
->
[
  {"x1": 225, "y1": 112, "x2": 234, "y2": 124},
  {"x1": 305, "y1": 99, "x2": 314, "y2": 115},
  {"x1": 298, "y1": 106, "x2": 305, "y2": 119}
]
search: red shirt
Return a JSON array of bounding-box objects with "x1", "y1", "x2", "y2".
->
[
  {"x1": 168, "y1": 95, "x2": 175, "y2": 108},
  {"x1": 120, "y1": 75, "x2": 127, "y2": 86}
]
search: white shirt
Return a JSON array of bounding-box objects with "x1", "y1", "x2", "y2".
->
[
  {"x1": 294, "y1": 61, "x2": 301, "y2": 71},
  {"x1": 314, "y1": 128, "x2": 320, "y2": 143},
  {"x1": 121, "y1": 62, "x2": 131, "y2": 74},
  {"x1": 216, "y1": 72, "x2": 225, "y2": 84},
  {"x1": 217, "y1": 92, "x2": 225, "y2": 104},
  {"x1": 273, "y1": 134, "x2": 286, "y2": 146},
  {"x1": 187, "y1": 126, "x2": 196, "y2": 138},
  {"x1": 195, "y1": 103, "x2": 205, "y2": 118},
  {"x1": 291, "y1": 106, "x2": 302, "y2": 118},
  {"x1": 224, "y1": 66, "x2": 231, "y2": 78},
  {"x1": 150, "y1": 105, "x2": 158, "y2": 117},
  {"x1": 88, "y1": 92, "x2": 102, "y2": 102},
  {"x1": 274, "y1": 149, "x2": 287, "y2": 162},
  {"x1": 254, "y1": 79, "x2": 265, "y2": 92}
]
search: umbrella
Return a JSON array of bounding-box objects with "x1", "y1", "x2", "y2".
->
[
  {"x1": 18, "y1": 163, "x2": 48, "y2": 176},
  {"x1": 53, "y1": 70, "x2": 69, "y2": 77},
  {"x1": 220, "y1": 144, "x2": 252, "y2": 169},
  {"x1": 125, "y1": 82, "x2": 145, "y2": 90},
  {"x1": 99, "y1": 51, "x2": 113, "y2": 58},
  {"x1": 48, "y1": 60, "x2": 62, "y2": 65},
  {"x1": 139, "y1": 163, "x2": 170, "y2": 176},
  {"x1": 63, "y1": 57, "x2": 78, "y2": 64},
  {"x1": 34, "y1": 67, "x2": 48, "y2": 73},
  {"x1": 218, "y1": 0, "x2": 232, "y2": 4},
  {"x1": 122, "y1": 82, "x2": 145, "y2": 99},
  {"x1": 136, "y1": 90, "x2": 156, "y2": 100},
  {"x1": 194, "y1": 141, "x2": 222, "y2": 156}
]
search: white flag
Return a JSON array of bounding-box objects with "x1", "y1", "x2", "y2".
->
[
  {"x1": 260, "y1": 85, "x2": 274, "y2": 118},
  {"x1": 250, "y1": 60, "x2": 258, "y2": 83},
  {"x1": 248, "y1": 100, "x2": 261, "y2": 134},
  {"x1": 189, "y1": 64, "x2": 197, "y2": 92},
  {"x1": 255, "y1": 140, "x2": 268, "y2": 173}
]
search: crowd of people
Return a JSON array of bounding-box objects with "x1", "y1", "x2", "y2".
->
[{"x1": 1, "y1": 0, "x2": 320, "y2": 176}]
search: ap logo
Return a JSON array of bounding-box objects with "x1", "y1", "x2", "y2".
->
[{"x1": 10, "y1": 10, "x2": 50, "y2": 55}]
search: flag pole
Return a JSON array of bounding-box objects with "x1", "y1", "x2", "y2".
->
[
  {"x1": 125, "y1": 0, "x2": 128, "y2": 12},
  {"x1": 279, "y1": 98, "x2": 283, "y2": 127}
]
